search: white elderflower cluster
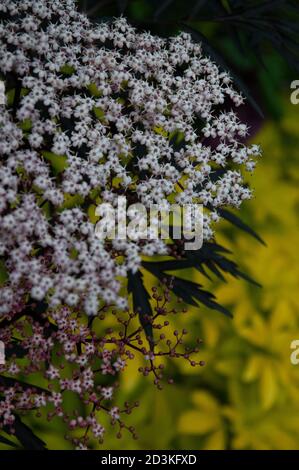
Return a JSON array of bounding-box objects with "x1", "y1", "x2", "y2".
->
[{"x1": 0, "y1": 0, "x2": 261, "y2": 316}]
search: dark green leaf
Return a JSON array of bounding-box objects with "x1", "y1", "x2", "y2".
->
[
  {"x1": 143, "y1": 260, "x2": 233, "y2": 317},
  {"x1": 128, "y1": 270, "x2": 153, "y2": 347}
]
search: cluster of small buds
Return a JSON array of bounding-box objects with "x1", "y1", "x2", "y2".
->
[
  {"x1": 0, "y1": 0, "x2": 261, "y2": 316},
  {"x1": 0, "y1": 284, "x2": 203, "y2": 449}
]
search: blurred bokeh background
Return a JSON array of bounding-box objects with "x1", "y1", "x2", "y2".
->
[{"x1": 3, "y1": 0, "x2": 299, "y2": 450}]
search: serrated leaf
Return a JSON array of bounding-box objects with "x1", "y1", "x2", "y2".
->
[
  {"x1": 88, "y1": 204, "x2": 100, "y2": 224},
  {"x1": 128, "y1": 270, "x2": 153, "y2": 347},
  {"x1": 59, "y1": 64, "x2": 75, "y2": 75},
  {"x1": 217, "y1": 207, "x2": 265, "y2": 244},
  {"x1": 87, "y1": 83, "x2": 102, "y2": 97},
  {"x1": 0, "y1": 433, "x2": 19, "y2": 449},
  {"x1": 19, "y1": 119, "x2": 32, "y2": 131},
  {"x1": 13, "y1": 415, "x2": 47, "y2": 450},
  {"x1": 93, "y1": 106, "x2": 106, "y2": 122},
  {"x1": 188, "y1": 0, "x2": 209, "y2": 20}
]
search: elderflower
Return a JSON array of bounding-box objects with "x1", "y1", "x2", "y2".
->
[{"x1": 0, "y1": 0, "x2": 261, "y2": 317}]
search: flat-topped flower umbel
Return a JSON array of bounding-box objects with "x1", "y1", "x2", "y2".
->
[{"x1": 0, "y1": 0, "x2": 261, "y2": 316}]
